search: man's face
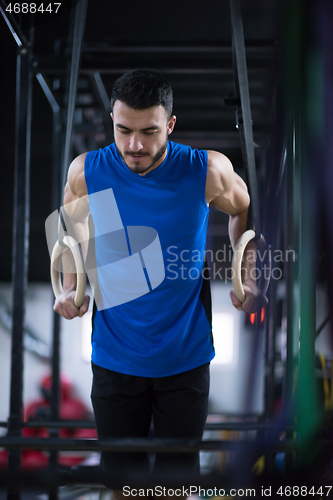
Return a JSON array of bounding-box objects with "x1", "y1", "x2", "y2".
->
[{"x1": 111, "y1": 101, "x2": 176, "y2": 176}]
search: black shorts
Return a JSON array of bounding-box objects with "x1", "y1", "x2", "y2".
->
[{"x1": 91, "y1": 362, "x2": 210, "y2": 481}]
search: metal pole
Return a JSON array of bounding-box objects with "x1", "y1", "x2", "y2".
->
[
  {"x1": 61, "y1": 0, "x2": 89, "y2": 189},
  {"x1": 229, "y1": 0, "x2": 261, "y2": 237},
  {"x1": 283, "y1": 0, "x2": 303, "y2": 473},
  {"x1": 34, "y1": 71, "x2": 63, "y2": 500},
  {"x1": 49, "y1": 104, "x2": 62, "y2": 500},
  {"x1": 297, "y1": 0, "x2": 321, "y2": 460},
  {"x1": 50, "y1": 98, "x2": 62, "y2": 432},
  {"x1": 49, "y1": 2, "x2": 88, "y2": 497},
  {"x1": 0, "y1": 0, "x2": 29, "y2": 48},
  {"x1": 7, "y1": 44, "x2": 33, "y2": 500},
  {"x1": 284, "y1": 0, "x2": 321, "y2": 471}
]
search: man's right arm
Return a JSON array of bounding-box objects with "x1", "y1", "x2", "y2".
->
[{"x1": 53, "y1": 153, "x2": 91, "y2": 320}]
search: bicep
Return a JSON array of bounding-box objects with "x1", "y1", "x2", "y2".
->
[{"x1": 210, "y1": 173, "x2": 250, "y2": 215}]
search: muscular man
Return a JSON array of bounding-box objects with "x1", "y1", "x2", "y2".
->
[{"x1": 54, "y1": 70, "x2": 266, "y2": 491}]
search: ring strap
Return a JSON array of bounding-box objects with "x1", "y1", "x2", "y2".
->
[{"x1": 229, "y1": 0, "x2": 261, "y2": 238}]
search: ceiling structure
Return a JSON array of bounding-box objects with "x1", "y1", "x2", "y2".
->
[{"x1": 0, "y1": 0, "x2": 284, "y2": 282}]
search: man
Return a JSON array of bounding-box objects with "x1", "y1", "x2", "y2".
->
[{"x1": 54, "y1": 69, "x2": 266, "y2": 492}]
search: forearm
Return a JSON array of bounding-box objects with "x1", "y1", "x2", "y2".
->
[
  {"x1": 61, "y1": 255, "x2": 78, "y2": 292},
  {"x1": 61, "y1": 189, "x2": 90, "y2": 266},
  {"x1": 228, "y1": 208, "x2": 248, "y2": 250},
  {"x1": 61, "y1": 218, "x2": 89, "y2": 291}
]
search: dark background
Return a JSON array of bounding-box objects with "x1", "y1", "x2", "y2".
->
[{"x1": 0, "y1": 0, "x2": 284, "y2": 282}]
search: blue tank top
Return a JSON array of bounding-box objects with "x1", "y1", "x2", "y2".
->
[{"x1": 84, "y1": 141, "x2": 215, "y2": 377}]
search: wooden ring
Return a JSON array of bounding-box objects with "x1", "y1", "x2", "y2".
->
[
  {"x1": 50, "y1": 235, "x2": 86, "y2": 308},
  {"x1": 232, "y1": 230, "x2": 270, "y2": 303}
]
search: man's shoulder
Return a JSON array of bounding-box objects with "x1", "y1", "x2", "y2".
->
[
  {"x1": 206, "y1": 150, "x2": 233, "y2": 174},
  {"x1": 69, "y1": 152, "x2": 88, "y2": 177},
  {"x1": 67, "y1": 153, "x2": 88, "y2": 197}
]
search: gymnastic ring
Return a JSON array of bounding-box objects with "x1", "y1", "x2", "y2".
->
[
  {"x1": 232, "y1": 230, "x2": 270, "y2": 303},
  {"x1": 50, "y1": 235, "x2": 86, "y2": 308}
]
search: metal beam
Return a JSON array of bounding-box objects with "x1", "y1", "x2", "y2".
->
[
  {"x1": 36, "y1": 74, "x2": 60, "y2": 114},
  {"x1": 91, "y1": 72, "x2": 110, "y2": 112},
  {"x1": 229, "y1": 0, "x2": 261, "y2": 236},
  {"x1": 82, "y1": 43, "x2": 277, "y2": 54},
  {"x1": 7, "y1": 44, "x2": 33, "y2": 500},
  {"x1": 32, "y1": 63, "x2": 266, "y2": 76},
  {"x1": 0, "y1": 435, "x2": 312, "y2": 453},
  {"x1": 62, "y1": 0, "x2": 89, "y2": 183},
  {"x1": 0, "y1": 0, "x2": 29, "y2": 48}
]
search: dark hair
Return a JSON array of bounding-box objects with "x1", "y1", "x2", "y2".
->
[{"x1": 111, "y1": 69, "x2": 173, "y2": 117}]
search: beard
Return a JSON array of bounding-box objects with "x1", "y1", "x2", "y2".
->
[{"x1": 115, "y1": 140, "x2": 168, "y2": 175}]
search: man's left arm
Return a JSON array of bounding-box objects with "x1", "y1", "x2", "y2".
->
[{"x1": 205, "y1": 150, "x2": 268, "y2": 314}]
